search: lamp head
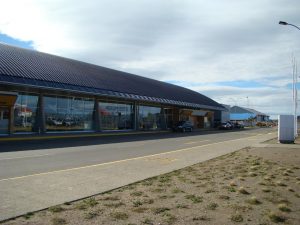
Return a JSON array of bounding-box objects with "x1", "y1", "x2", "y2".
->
[{"x1": 279, "y1": 21, "x2": 288, "y2": 25}]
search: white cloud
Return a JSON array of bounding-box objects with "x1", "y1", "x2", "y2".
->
[{"x1": 0, "y1": 0, "x2": 299, "y2": 116}]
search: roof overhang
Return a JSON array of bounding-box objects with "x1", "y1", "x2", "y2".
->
[{"x1": 0, "y1": 78, "x2": 224, "y2": 111}]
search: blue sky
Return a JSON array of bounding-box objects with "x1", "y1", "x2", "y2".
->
[
  {"x1": 0, "y1": 33, "x2": 33, "y2": 49},
  {"x1": 0, "y1": 0, "x2": 299, "y2": 118}
]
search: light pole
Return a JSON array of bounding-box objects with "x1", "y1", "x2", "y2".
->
[
  {"x1": 279, "y1": 21, "x2": 299, "y2": 138},
  {"x1": 279, "y1": 21, "x2": 300, "y2": 30}
]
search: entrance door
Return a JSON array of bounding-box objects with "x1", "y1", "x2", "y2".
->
[{"x1": 0, "y1": 107, "x2": 9, "y2": 134}]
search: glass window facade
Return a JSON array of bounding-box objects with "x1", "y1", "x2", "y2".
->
[
  {"x1": 14, "y1": 93, "x2": 39, "y2": 133},
  {"x1": 99, "y1": 102, "x2": 134, "y2": 130},
  {"x1": 44, "y1": 96, "x2": 94, "y2": 131},
  {"x1": 138, "y1": 105, "x2": 163, "y2": 130}
]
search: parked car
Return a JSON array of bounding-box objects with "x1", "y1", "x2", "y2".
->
[
  {"x1": 219, "y1": 122, "x2": 233, "y2": 130},
  {"x1": 233, "y1": 122, "x2": 244, "y2": 129},
  {"x1": 173, "y1": 121, "x2": 194, "y2": 132}
]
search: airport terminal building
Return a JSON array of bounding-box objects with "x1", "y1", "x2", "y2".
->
[{"x1": 0, "y1": 43, "x2": 224, "y2": 135}]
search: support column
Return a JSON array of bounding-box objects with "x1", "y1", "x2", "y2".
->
[
  {"x1": 160, "y1": 107, "x2": 167, "y2": 130},
  {"x1": 93, "y1": 99, "x2": 101, "y2": 132},
  {"x1": 34, "y1": 94, "x2": 46, "y2": 134},
  {"x1": 210, "y1": 112, "x2": 215, "y2": 128},
  {"x1": 133, "y1": 102, "x2": 138, "y2": 130},
  {"x1": 8, "y1": 106, "x2": 14, "y2": 135}
]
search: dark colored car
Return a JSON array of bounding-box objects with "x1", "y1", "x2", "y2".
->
[
  {"x1": 219, "y1": 122, "x2": 233, "y2": 130},
  {"x1": 233, "y1": 122, "x2": 244, "y2": 129},
  {"x1": 173, "y1": 121, "x2": 194, "y2": 132}
]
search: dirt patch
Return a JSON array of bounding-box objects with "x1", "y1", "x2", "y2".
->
[{"x1": 2, "y1": 146, "x2": 300, "y2": 225}]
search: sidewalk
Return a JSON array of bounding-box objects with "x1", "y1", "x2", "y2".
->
[{"x1": 0, "y1": 132, "x2": 276, "y2": 221}]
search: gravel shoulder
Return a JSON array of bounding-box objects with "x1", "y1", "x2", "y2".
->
[{"x1": 2, "y1": 142, "x2": 300, "y2": 225}]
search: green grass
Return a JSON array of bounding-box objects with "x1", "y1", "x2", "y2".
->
[
  {"x1": 83, "y1": 197, "x2": 98, "y2": 207},
  {"x1": 227, "y1": 186, "x2": 236, "y2": 192},
  {"x1": 185, "y1": 194, "x2": 203, "y2": 203}
]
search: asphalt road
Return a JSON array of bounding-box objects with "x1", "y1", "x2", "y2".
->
[{"x1": 0, "y1": 128, "x2": 274, "y2": 180}]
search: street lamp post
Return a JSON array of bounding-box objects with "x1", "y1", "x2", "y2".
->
[
  {"x1": 279, "y1": 21, "x2": 299, "y2": 138},
  {"x1": 279, "y1": 21, "x2": 300, "y2": 30}
]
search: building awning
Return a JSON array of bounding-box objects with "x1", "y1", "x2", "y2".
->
[
  {"x1": 0, "y1": 91, "x2": 17, "y2": 107},
  {"x1": 191, "y1": 110, "x2": 208, "y2": 116}
]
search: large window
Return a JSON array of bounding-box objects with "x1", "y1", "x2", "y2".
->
[
  {"x1": 99, "y1": 102, "x2": 133, "y2": 130},
  {"x1": 14, "y1": 93, "x2": 39, "y2": 133},
  {"x1": 44, "y1": 96, "x2": 94, "y2": 131},
  {"x1": 138, "y1": 105, "x2": 163, "y2": 130}
]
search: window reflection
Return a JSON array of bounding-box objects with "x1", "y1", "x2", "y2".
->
[
  {"x1": 45, "y1": 96, "x2": 94, "y2": 131},
  {"x1": 138, "y1": 105, "x2": 162, "y2": 130},
  {"x1": 14, "y1": 94, "x2": 39, "y2": 133},
  {"x1": 99, "y1": 102, "x2": 133, "y2": 130}
]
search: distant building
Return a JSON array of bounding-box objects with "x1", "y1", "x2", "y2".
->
[{"x1": 230, "y1": 106, "x2": 269, "y2": 125}]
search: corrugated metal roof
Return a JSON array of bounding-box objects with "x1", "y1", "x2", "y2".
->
[
  {"x1": 0, "y1": 43, "x2": 224, "y2": 110},
  {"x1": 230, "y1": 106, "x2": 268, "y2": 116},
  {"x1": 230, "y1": 113, "x2": 255, "y2": 120}
]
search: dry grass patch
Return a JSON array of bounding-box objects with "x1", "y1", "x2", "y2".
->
[
  {"x1": 246, "y1": 196, "x2": 261, "y2": 205},
  {"x1": 49, "y1": 205, "x2": 64, "y2": 213},
  {"x1": 238, "y1": 186, "x2": 250, "y2": 194},
  {"x1": 51, "y1": 217, "x2": 67, "y2": 225},
  {"x1": 206, "y1": 202, "x2": 218, "y2": 210},
  {"x1": 185, "y1": 194, "x2": 203, "y2": 203},
  {"x1": 231, "y1": 214, "x2": 243, "y2": 222},
  {"x1": 277, "y1": 203, "x2": 291, "y2": 212},
  {"x1": 110, "y1": 211, "x2": 129, "y2": 220},
  {"x1": 268, "y1": 211, "x2": 286, "y2": 223},
  {"x1": 152, "y1": 207, "x2": 170, "y2": 214}
]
